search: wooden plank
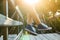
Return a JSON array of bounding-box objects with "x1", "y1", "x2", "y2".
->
[
  {"x1": 3, "y1": 0, "x2": 8, "y2": 40},
  {"x1": 3, "y1": 0, "x2": 6, "y2": 15},
  {"x1": 49, "y1": 34, "x2": 59, "y2": 40},
  {"x1": 37, "y1": 34, "x2": 48, "y2": 40},
  {"x1": 3, "y1": 27, "x2": 8, "y2": 40},
  {"x1": 53, "y1": 33, "x2": 60, "y2": 40},
  {"x1": 20, "y1": 35, "x2": 30, "y2": 40},
  {"x1": 29, "y1": 35, "x2": 36, "y2": 40},
  {"x1": 35, "y1": 35, "x2": 41, "y2": 40},
  {"x1": 0, "y1": 35, "x2": 3, "y2": 40},
  {"x1": 37, "y1": 34, "x2": 43, "y2": 40},
  {"x1": 54, "y1": 33, "x2": 60, "y2": 37},
  {"x1": 14, "y1": 30, "x2": 23, "y2": 40},
  {"x1": 16, "y1": 33, "x2": 60, "y2": 40},
  {"x1": 46, "y1": 34, "x2": 58, "y2": 40},
  {"x1": 0, "y1": 14, "x2": 23, "y2": 27},
  {"x1": 0, "y1": 34, "x2": 17, "y2": 40},
  {"x1": 40, "y1": 34, "x2": 49, "y2": 40},
  {"x1": 42, "y1": 34, "x2": 52, "y2": 40},
  {"x1": 42, "y1": 33, "x2": 60, "y2": 40}
]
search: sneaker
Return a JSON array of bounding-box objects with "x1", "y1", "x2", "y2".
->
[
  {"x1": 37, "y1": 23, "x2": 52, "y2": 30},
  {"x1": 25, "y1": 25, "x2": 37, "y2": 35}
]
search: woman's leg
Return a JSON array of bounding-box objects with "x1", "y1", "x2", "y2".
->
[
  {"x1": 27, "y1": 13, "x2": 33, "y2": 25},
  {"x1": 30, "y1": 8, "x2": 41, "y2": 25},
  {"x1": 25, "y1": 13, "x2": 37, "y2": 35},
  {"x1": 30, "y1": 8, "x2": 52, "y2": 30}
]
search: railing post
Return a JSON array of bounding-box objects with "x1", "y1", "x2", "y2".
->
[
  {"x1": 3, "y1": 0, "x2": 8, "y2": 40},
  {"x1": 3, "y1": 27, "x2": 8, "y2": 40}
]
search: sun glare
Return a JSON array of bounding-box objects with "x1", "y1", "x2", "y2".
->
[{"x1": 23, "y1": 0, "x2": 39, "y2": 6}]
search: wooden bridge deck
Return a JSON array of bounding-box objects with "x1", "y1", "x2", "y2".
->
[
  {"x1": 0, "y1": 33, "x2": 60, "y2": 40},
  {"x1": 20, "y1": 33, "x2": 60, "y2": 40},
  {"x1": 0, "y1": 34, "x2": 17, "y2": 40}
]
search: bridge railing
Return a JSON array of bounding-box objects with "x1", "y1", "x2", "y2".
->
[{"x1": 14, "y1": 29, "x2": 23, "y2": 40}]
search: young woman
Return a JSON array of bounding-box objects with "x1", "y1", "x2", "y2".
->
[{"x1": 16, "y1": 0, "x2": 52, "y2": 35}]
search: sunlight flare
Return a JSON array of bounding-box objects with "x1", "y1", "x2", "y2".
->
[{"x1": 23, "y1": 0, "x2": 39, "y2": 6}]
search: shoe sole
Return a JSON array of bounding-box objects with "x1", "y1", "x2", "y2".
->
[
  {"x1": 38, "y1": 27, "x2": 52, "y2": 31},
  {"x1": 25, "y1": 28, "x2": 37, "y2": 35}
]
